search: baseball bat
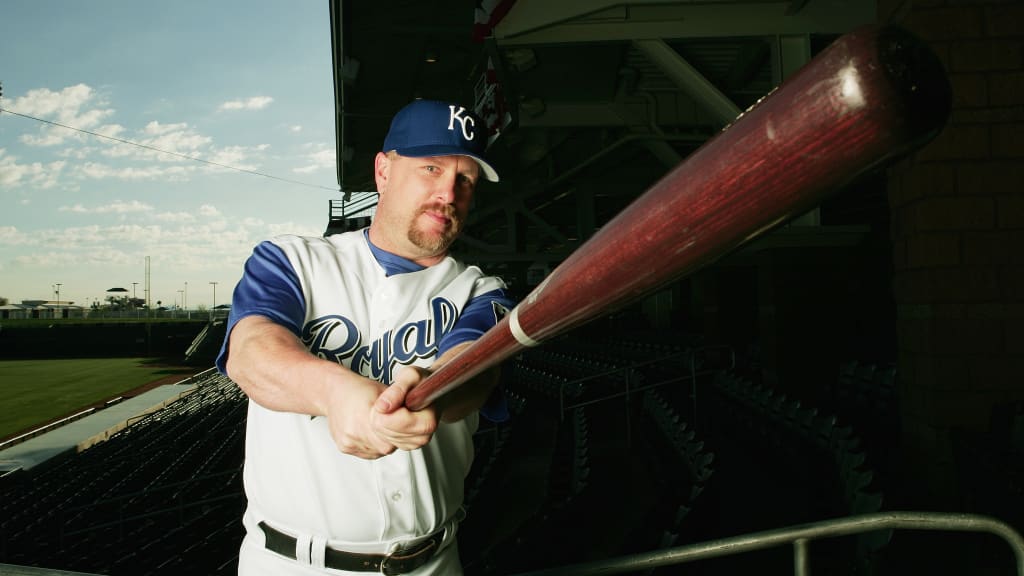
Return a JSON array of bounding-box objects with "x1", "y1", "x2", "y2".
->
[{"x1": 406, "y1": 24, "x2": 951, "y2": 411}]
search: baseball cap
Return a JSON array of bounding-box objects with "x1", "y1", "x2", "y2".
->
[{"x1": 382, "y1": 99, "x2": 499, "y2": 182}]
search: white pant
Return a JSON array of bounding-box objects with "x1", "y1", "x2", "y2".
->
[{"x1": 237, "y1": 532, "x2": 463, "y2": 576}]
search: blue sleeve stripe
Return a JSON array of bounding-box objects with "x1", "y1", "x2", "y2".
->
[
  {"x1": 437, "y1": 288, "x2": 515, "y2": 357},
  {"x1": 215, "y1": 241, "x2": 306, "y2": 374}
]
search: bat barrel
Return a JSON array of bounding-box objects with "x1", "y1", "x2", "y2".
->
[{"x1": 406, "y1": 24, "x2": 950, "y2": 411}]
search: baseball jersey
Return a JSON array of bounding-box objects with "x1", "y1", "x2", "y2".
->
[{"x1": 216, "y1": 228, "x2": 514, "y2": 551}]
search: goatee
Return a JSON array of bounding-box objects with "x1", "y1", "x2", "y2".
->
[{"x1": 408, "y1": 205, "x2": 462, "y2": 253}]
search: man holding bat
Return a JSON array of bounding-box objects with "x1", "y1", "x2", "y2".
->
[{"x1": 217, "y1": 99, "x2": 515, "y2": 575}]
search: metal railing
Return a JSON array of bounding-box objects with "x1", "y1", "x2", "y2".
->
[
  {"x1": 330, "y1": 194, "x2": 378, "y2": 220},
  {"x1": 511, "y1": 511, "x2": 1024, "y2": 576},
  {"x1": 0, "y1": 408, "x2": 97, "y2": 453}
]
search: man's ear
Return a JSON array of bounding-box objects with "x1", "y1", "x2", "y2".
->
[{"x1": 374, "y1": 152, "x2": 390, "y2": 194}]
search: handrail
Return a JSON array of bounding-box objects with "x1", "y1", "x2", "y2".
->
[
  {"x1": 0, "y1": 408, "x2": 96, "y2": 451},
  {"x1": 330, "y1": 194, "x2": 378, "y2": 219},
  {"x1": 510, "y1": 511, "x2": 1024, "y2": 576}
]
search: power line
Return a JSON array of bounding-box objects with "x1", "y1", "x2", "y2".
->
[{"x1": 0, "y1": 106, "x2": 340, "y2": 193}]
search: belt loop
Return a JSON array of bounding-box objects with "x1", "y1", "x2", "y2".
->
[
  {"x1": 295, "y1": 533, "x2": 313, "y2": 565},
  {"x1": 310, "y1": 534, "x2": 327, "y2": 569}
]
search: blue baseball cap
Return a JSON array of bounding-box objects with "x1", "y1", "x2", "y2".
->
[{"x1": 382, "y1": 99, "x2": 499, "y2": 182}]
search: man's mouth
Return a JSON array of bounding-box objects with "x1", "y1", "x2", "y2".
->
[{"x1": 420, "y1": 205, "x2": 458, "y2": 229}]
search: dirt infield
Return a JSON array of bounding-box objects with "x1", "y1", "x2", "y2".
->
[{"x1": 120, "y1": 366, "x2": 208, "y2": 395}]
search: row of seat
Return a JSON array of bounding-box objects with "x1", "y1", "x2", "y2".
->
[
  {"x1": 0, "y1": 372, "x2": 247, "y2": 575},
  {"x1": 463, "y1": 389, "x2": 527, "y2": 512},
  {"x1": 640, "y1": 389, "x2": 715, "y2": 550},
  {"x1": 712, "y1": 370, "x2": 889, "y2": 554}
]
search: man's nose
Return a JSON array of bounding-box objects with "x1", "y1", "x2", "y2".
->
[{"x1": 433, "y1": 175, "x2": 457, "y2": 203}]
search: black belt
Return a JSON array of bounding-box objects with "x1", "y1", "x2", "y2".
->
[{"x1": 258, "y1": 521, "x2": 442, "y2": 575}]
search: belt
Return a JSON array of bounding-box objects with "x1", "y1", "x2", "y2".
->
[{"x1": 258, "y1": 521, "x2": 443, "y2": 575}]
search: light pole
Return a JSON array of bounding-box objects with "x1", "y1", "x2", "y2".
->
[
  {"x1": 210, "y1": 281, "x2": 218, "y2": 317},
  {"x1": 177, "y1": 290, "x2": 184, "y2": 316},
  {"x1": 54, "y1": 283, "x2": 62, "y2": 318}
]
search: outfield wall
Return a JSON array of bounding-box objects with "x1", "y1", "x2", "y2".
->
[{"x1": 0, "y1": 321, "x2": 209, "y2": 360}]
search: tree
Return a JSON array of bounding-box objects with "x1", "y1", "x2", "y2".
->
[{"x1": 0, "y1": 297, "x2": 8, "y2": 306}]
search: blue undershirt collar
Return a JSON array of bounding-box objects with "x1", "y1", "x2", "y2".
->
[{"x1": 363, "y1": 228, "x2": 426, "y2": 277}]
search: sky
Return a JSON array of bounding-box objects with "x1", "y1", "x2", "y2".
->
[{"x1": 0, "y1": 0, "x2": 343, "y2": 310}]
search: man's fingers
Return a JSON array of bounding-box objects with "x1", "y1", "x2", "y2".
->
[
  {"x1": 370, "y1": 405, "x2": 439, "y2": 451},
  {"x1": 374, "y1": 382, "x2": 407, "y2": 413},
  {"x1": 375, "y1": 365, "x2": 428, "y2": 413}
]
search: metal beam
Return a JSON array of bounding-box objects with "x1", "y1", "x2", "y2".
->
[
  {"x1": 632, "y1": 39, "x2": 741, "y2": 127},
  {"x1": 494, "y1": 1, "x2": 876, "y2": 45},
  {"x1": 517, "y1": 101, "x2": 647, "y2": 128}
]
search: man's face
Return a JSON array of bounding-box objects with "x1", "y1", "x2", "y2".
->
[{"x1": 370, "y1": 151, "x2": 480, "y2": 265}]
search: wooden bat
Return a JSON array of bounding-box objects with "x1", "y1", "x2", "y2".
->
[{"x1": 406, "y1": 24, "x2": 951, "y2": 411}]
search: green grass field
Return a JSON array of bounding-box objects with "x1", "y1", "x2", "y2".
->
[{"x1": 0, "y1": 358, "x2": 198, "y2": 441}]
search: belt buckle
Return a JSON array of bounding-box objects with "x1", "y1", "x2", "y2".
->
[
  {"x1": 379, "y1": 536, "x2": 438, "y2": 576},
  {"x1": 379, "y1": 548, "x2": 398, "y2": 576}
]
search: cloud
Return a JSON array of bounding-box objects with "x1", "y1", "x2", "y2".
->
[
  {"x1": 290, "y1": 125, "x2": 303, "y2": 133},
  {"x1": 199, "y1": 205, "x2": 222, "y2": 218},
  {"x1": 153, "y1": 211, "x2": 197, "y2": 223},
  {"x1": 59, "y1": 200, "x2": 154, "y2": 214},
  {"x1": 204, "y1": 144, "x2": 269, "y2": 172},
  {"x1": 13, "y1": 84, "x2": 116, "y2": 147},
  {"x1": 0, "y1": 226, "x2": 34, "y2": 246},
  {"x1": 6, "y1": 84, "x2": 273, "y2": 188},
  {"x1": 74, "y1": 162, "x2": 193, "y2": 181},
  {"x1": 293, "y1": 147, "x2": 336, "y2": 174},
  {"x1": 102, "y1": 121, "x2": 213, "y2": 162},
  {"x1": 219, "y1": 96, "x2": 274, "y2": 111},
  {"x1": 0, "y1": 148, "x2": 66, "y2": 189}
]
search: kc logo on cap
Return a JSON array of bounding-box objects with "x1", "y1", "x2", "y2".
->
[
  {"x1": 448, "y1": 106, "x2": 476, "y2": 141},
  {"x1": 383, "y1": 99, "x2": 499, "y2": 182}
]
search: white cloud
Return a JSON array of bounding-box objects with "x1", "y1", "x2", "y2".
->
[
  {"x1": 101, "y1": 121, "x2": 212, "y2": 162},
  {"x1": 0, "y1": 226, "x2": 34, "y2": 246},
  {"x1": 5, "y1": 84, "x2": 275, "y2": 188},
  {"x1": 153, "y1": 211, "x2": 197, "y2": 223},
  {"x1": 13, "y1": 84, "x2": 116, "y2": 147},
  {"x1": 219, "y1": 96, "x2": 274, "y2": 111},
  {"x1": 293, "y1": 147, "x2": 335, "y2": 174},
  {"x1": 0, "y1": 148, "x2": 66, "y2": 189},
  {"x1": 199, "y1": 205, "x2": 222, "y2": 217},
  {"x1": 204, "y1": 144, "x2": 269, "y2": 171},
  {"x1": 74, "y1": 162, "x2": 193, "y2": 181},
  {"x1": 59, "y1": 200, "x2": 154, "y2": 214},
  {"x1": 290, "y1": 125, "x2": 303, "y2": 133}
]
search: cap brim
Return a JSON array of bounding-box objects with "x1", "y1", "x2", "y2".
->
[{"x1": 392, "y1": 145, "x2": 499, "y2": 183}]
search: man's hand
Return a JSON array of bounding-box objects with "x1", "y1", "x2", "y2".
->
[
  {"x1": 371, "y1": 366, "x2": 440, "y2": 451},
  {"x1": 321, "y1": 375, "x2": 391, "y2": 459},
  {"x1": 319, "y1": 370, "x2": 439, "y2": 459}
]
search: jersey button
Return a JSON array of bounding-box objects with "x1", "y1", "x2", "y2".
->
[{"x1": 391, "y1": 491, "x2": 403, "y2": 502}]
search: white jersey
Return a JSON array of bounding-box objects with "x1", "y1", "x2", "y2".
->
[{"x1": 217, "y1": 229, "x2": 511, "y2": 558}]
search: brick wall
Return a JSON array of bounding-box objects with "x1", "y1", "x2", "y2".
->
[{"x1": 883, "y1": 0, "x2": 1024, "y2": 507}]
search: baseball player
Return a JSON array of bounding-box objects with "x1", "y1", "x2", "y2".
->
[{"x1": 217, "y1": 99, "x2": 515, "y2": 575}]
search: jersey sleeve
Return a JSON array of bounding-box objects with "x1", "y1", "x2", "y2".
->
[
  {"x1": 437, "y1": 288, "x2": 515, "y2": 357},
  {"x1": 215, "y1": 240, "x2": 306, "y2": 375},
  {"x1": 438, "y1": 287, "x2": 517, "y2": 422}
]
